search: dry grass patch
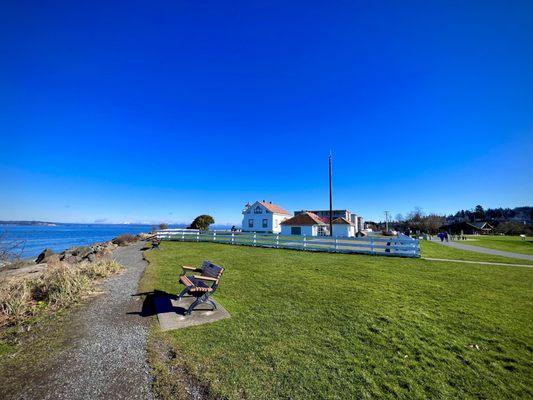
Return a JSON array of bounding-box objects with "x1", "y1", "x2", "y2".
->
[{"x1": 0, "y1": 259, "x2": 123, "y2": 327}]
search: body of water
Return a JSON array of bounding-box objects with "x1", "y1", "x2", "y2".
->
[{"x1": 0, "y1": 224, "x2": 155, "y2": 259}]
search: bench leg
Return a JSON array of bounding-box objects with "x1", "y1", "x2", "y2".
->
[
  {"x1": 177, "y1": 286, "x2": 189, "y2": 301},
  {"x1": 186, "y1": 297, "x2": 203, "y2": 314},
  {"x1": 207, "y1": 298, "x2": 217, "y2": 310},
  {"x1": 186, "y1": 294, "x2": 217, "y2": 315}
]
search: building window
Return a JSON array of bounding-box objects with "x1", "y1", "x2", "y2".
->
[
  {"x1": 291, "y1": 227, "x2": 301, "y2": 235},
  {"x1": 254, "y1": 206, "x2": 262, "y2": 214},
  {"x1": 248, "y1": 219, "x2": 254, "y2": 228},
  {"x1": 262, "y1": 219, "x2": 268, "y2": 228}
]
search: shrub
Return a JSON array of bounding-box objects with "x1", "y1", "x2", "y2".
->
[
  {"x1": 188, "y1": 215, "x2": 215, "y2": 231},
  {"x1": 0, "y1": 280, "x2": 33, "y2": 322},
  {"x1": 35, "y1": 263, "x2": 90, "y2": 306},
  {"x1": 112, "y1": 234, "x2": 138, "y2": 246},
  {"x1": 80, "y1": 260, "x2": 123, "y2": 279}
]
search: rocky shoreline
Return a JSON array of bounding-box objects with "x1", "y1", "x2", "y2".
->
[{"x1": 0, "y1": 233, "x2": 155, "y2": 281}]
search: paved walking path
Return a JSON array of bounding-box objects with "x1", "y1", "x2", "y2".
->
[
  {"x1": 4, "y1": 243, "x2": 153, "y2": 400},
  {"x1": 423, "y1": 257, "x2": 533, "y2": 268},
  {"x1": 436, "y1": 240, "x2": 533, "y2": 262}
]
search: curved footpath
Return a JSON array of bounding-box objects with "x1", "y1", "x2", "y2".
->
[
  {"x1": 437, "y1": 240, "x2": 533, "y2": 262},
  {"x1": 5, "y1": 243, "x2": 153, "y2": 400}
]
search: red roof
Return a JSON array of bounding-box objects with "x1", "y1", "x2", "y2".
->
[
  {"x1": 280, "y1": 212, "x2": 326, "y2": 226},
  {"x1": 259, "y1": 201, "x2": 290, "y2": 215},
  {"x1": 331, "y1": 217, "x2": 353, "y2": 225}
]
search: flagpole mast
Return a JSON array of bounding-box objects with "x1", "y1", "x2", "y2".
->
[{"x1": 329, "y1": 152, "x2": 333, "y2": 236}]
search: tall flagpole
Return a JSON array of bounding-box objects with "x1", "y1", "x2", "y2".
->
[{"x1": 329, "y1": 152, "x2": 333, "y2": 236}]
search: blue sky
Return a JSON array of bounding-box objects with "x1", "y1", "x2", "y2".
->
[{"x1": 1, "y1": 1, "x2": 532, "y2": 225}]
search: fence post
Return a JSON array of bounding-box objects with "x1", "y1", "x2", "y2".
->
[
  {"x1": 334, "y1": 238, "x2": 338, "y2": 252},
  {"x1": 276, "y1": 234, "x2": 279, "y2": 248},
  {"x1": 181, "y1": 232, "x2": 185, "y2": 241},
  {"x1": 196, "y1": 232, "x2": 199, "y2": 242},
  {"x1": 231, "y1": 232, "x2": 235, "y2": 245},
  {"x1": 213, "y1": 231, "x2": 216, "y2": 241},
  {"x1": 303, "y1": 235, "x2": 307, "y2": 250},
  {"x1": 370, "y1": 237, "x2": 374, "y2": 254},
  {"x1": 253, "y1": 233, "x2": 256, "y2": 246}
]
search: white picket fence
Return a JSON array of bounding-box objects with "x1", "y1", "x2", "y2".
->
[{"x1": 156, "y1": 230, "x2": 420, "y2": 258}]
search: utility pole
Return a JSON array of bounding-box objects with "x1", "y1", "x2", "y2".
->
[
  {"x1": 384, "y1": 210, "x2": 390, "y2": 232},
  {"x1": 329, "y1": 152, "x2": 333, "y2": 236}
]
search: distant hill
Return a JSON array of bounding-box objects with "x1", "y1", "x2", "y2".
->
[{"x1": 0, "y1": 220, "x2": 59, "y2": 226}]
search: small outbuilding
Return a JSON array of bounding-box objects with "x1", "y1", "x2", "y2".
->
[
  {"x1": 331, "y1": 217, "x2": 356, "y2": 238},
  {"x1": 280, "y1": 212, "x2": 328, "y2": 236}
]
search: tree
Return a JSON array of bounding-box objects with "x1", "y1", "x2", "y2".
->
[
  {"x1": 495, "y1": 221, "x2": 533, "y2": 236},
  {"x1": 406, "y1": 208, "x2": 425, "y2": 232},
  {"x1": 474, "y1": 205, "x2": 485, "y2": 221},
  {"x1": 188, "y1": 215, "x2": 215, "y2": 231},
  {"x1": 402, "y1": 208, "x2": 444, "y2": 234},
  {"x1": 424, "y1": 214, "x2": 444, "y2": 234},
  {"x1": 159, "y1": 223, "x2": 169, "y2": 230},
  {"x1": 0, "y1": 231, "x2": 26, "y2": 267}
]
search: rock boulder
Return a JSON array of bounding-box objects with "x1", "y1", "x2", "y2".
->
[{"x1": 35, "y1": 248, "x2": 55, "y2": 264}]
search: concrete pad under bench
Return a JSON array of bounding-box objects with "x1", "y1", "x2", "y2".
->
[{"x1": 154, "y1": 294, "x2": 230, "y2": 331}]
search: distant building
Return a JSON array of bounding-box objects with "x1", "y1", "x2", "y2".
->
[
  {"x1": 440, "y1": 221, "x2": 494, "y2": 235},
  {"x1": 280, "y1": 212, "x2": 328, "y2": 236},
  {"x1": 350, "y1": 213, "x2": 365, "y2": 232},
  {"x1": 242, "y1": 200, "x2": 291, "y2": 234},
  {"x1": 294, "y1": 209, "x2": 364, "y2": 232}
]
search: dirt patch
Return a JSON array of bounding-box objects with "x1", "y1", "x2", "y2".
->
[{"x1": 148, "y1": 329, "x2": 212, "y2": 400}]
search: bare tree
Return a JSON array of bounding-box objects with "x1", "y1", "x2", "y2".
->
[
  {"x1": 424, "y1": 214, "x2": 444, "y2": 234},
  {"x1": 403, "y1": 208, "x2": 444, "y2": 234},
  {"x1": 0, "y1": 231, "x2": 26, "y2": 267}
]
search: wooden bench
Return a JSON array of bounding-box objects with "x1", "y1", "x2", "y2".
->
[
  {"x1": 178, "y1": 261, "x2": 225, "y2": 315},
  {"x1": 151, "y1": 238, "x2": 162, "y2": 250}
]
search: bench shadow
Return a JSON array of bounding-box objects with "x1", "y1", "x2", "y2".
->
[{"x1": 129, "y1": 290, "x2": 202, "y2": 317}]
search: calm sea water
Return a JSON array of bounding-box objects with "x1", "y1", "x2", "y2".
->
[{"x1": 0, "y1": 224, "x2": 154, "y2": 259}]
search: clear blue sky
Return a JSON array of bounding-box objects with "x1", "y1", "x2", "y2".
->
[{"x1": 1, "y1": 1, "x2": 532, "y2": 225}]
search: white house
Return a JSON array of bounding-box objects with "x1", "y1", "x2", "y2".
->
[
  {"x1": 331, "y1": 217, "x2": 356, "y2": 237},
  {"x1": 280, "y1": 212, "x2": 328, "y2": 236},
  {"x1": 242, "y1": 200, "x2": 291, "y2": 234}
]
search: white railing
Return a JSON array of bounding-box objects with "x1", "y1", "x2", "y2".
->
[{"x1": 155, "y1": 230, "x2": 420, "y2": 258}]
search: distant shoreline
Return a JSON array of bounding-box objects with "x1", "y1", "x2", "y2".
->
[
  {"x1": 0, "y1": 221, "x2": 59, "y2": 227},
  {"x1": 0, "y1": 221, "x2": 235, "y2": 229}
]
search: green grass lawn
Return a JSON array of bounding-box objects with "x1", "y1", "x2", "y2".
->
[
  {"x1": 461, "y1": 235, "x2": 533, "y2": 255},
  {"x1": 420, "y1": 241, "x2": 533, "y2": 265},
  {"x1": 144, "y1": 242, "x2": 533, "y2": 399}
]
